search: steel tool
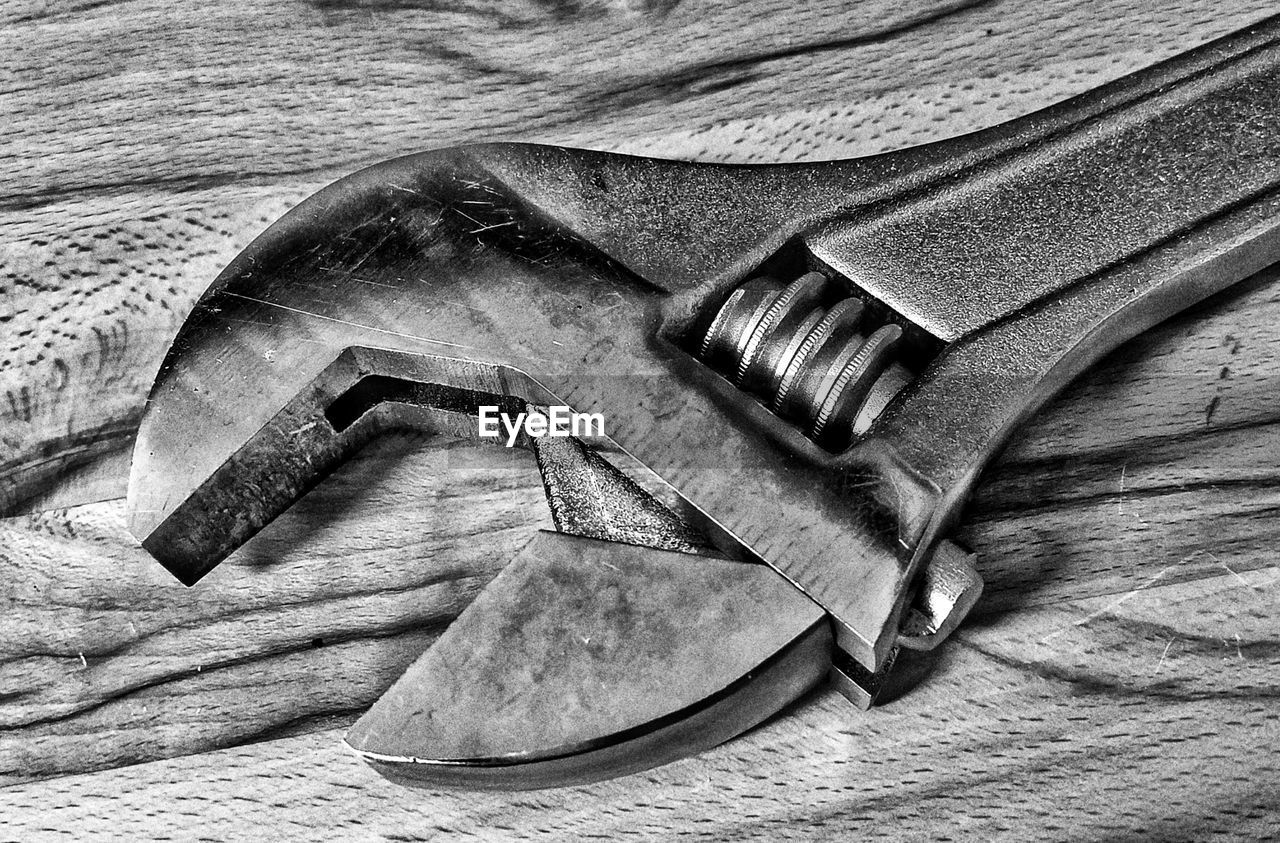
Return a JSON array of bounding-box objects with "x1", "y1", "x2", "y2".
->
[{"x1": 126, "y1": 17, "x2": 1280, "y2": 788}]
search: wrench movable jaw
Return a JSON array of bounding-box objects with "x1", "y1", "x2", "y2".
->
[{"x1": 344, "y1": 531, "x2": 832, "y2": 791}]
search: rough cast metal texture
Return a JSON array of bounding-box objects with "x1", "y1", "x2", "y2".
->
[
  {"x1": 129, "y1": 17, "x2": 1280, "y2": 685},
  {"x1": 531, "y1": 434, "x2": 710, "y2": 555}
]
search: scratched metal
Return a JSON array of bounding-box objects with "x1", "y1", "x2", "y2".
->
[{"x1": 344, "y1": 531, "x2": 830, "y2": 790}]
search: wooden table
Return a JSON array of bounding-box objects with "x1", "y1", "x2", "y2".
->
[{"x1": 2, "y1": 1, "x2": 1278, "y2": 838}]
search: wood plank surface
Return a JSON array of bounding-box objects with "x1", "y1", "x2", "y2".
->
[
  {"x1": 3, "y1": 567, "x2": 1276, "y2": 840},
  {"x1": 2, "y1": 0, "x2": 1279, "y2": 838}
]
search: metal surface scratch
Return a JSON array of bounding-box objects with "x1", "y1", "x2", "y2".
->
[{"x1": 223, "y1": 292, "x2": 472, "y2": 350}]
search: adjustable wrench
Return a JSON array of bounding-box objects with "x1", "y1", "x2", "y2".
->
[{"x1": 126, "y1": 17, "x2": 1280, "y2": 787}]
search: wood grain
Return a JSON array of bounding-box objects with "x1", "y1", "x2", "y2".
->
[
  {"x1": 2, "y1": 0, "x2": 1279, "y2": 838},
  {"x1": 2, "y1": 567, "x2": 1275, "y2": 840}
]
